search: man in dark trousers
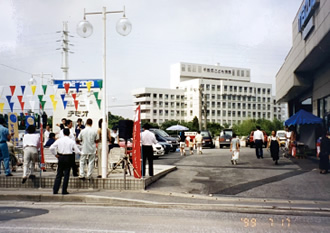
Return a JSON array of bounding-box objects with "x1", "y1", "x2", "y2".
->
[
  {"x1": 253, "y1": 126, "x2": 264, "y2": 159},
  {"x1": 50, "y1": 128, "x2": 81, "y2": 195},
  {"x1": 141, "y1": 123, "x2": 157, "y2": 177},
  {"x1": 0, "y1": 117, "x2": 13, "y2": 177}
]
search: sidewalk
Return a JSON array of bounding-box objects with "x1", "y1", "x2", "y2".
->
[
  {"x1": 0, "y1": 165, "x2": 176, "y2": 190},
  {"x1": 1, "y1": 188, "x2": 330, "y2": 216}
]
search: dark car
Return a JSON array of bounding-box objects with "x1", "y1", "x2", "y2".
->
[
  {"x1": 219, "y1": 129, "x2": 233, "y2": 148},
  {"x1": 201, "y1": 130, "x2": 215, "y2": 148},
  {"x1": 150, "y1": 128, "x2": 179, "y2": 152},
  {"x1": 249, "y1": 130, "x2": 268, "y2": 148}
]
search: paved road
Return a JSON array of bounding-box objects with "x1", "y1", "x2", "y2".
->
[
  {"x1": 1, "y1": 202, "x2": 329, "y2": 233},
  {"x1": 151, "y1": 147, "x2": 330, "y2": 201}
]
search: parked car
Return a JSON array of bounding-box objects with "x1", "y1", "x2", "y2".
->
[
  {"x1": 201, "y1": 130, "x2": 215, "y2": 148},
  {"x1": 158, "y1": 141, "x2": 172, "y2": 154},
  {"x1": 219, "y1": 129, "x2": 233, "y2": 148},
  {"x1": 249, "y1": 131, "x2": 268, "y2": 148},
  {"x1": 153, "y1": 143, "x2": 165, "y2": 157},
  {"x1": 150, "y1": 128, "x2": 179, "y2": 152},
  {"x1": 276, "y1": 130, "x2": 287, "y2": 145}
]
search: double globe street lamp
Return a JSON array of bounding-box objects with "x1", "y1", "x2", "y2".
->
[{"x1": 77, "y1": 7, "x2": 132, "y2": 178}]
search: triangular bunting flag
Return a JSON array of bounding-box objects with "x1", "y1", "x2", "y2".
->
[
  {"x1": 83, "y1": 93, "x2": 89, "y2": 111},
  {"x1": 40, "y1": 101, "x2": 46, "y2": 110},
  {"x1": 93, "y1": 92, "x2": 99, "y2": 100},
  {"x1": 0, "y1": 103, "x2": 4, "y2": 113},
  {"x1": 31, "y1": 85, "x2": 37, "y2": 95},
  {"x1": 75, "y1": 83, "x2": 80, "y2": 92},
  {"x1": 42, "y1": 85, "x2": 47, "y2": 95},
  {"x1": 74, "y1": 100, "x2": 79, "y2": 110},
  {"x1": 97, "y1": 80, "x2": 103, "y2": 89},
  {"x1": 96, "y1": 99, "x2": 101, "y2": 109},
  {"x1": 72, "y1": 93, "x2": 77, "y2": 100},
  {"x1": 86, "y1": 81, "x2": 92, "y2": 92},
  {"x1": 10, "y1": 86, "x2": 16, "y2": 96},
  {"x1": 29, "y1": 100, "x2": 35, "y2": 112},
  {"x1": 21, "y1": 86, "x2": 26, "y2": 95},
  {"x1": 52, "y1": 84, "x2": 58, "y2": 94},
  {"x1": 6, "y1": 96, "x2": 12, "y2": 104},
  {"x1": 49, "y1": 94, "x2": 55, "y2": 102},
  {"x1": 38, "y1": 95, "x2": 43, "y2": 102},
  {"x1": 64, "y1": 83, "x2": 70, "y2": 94},
  {"x1": 60, "y1": 94, "x2": 65, "y2": 101},
  {"x1": 17, "y1": 95, "x2": 23, "y2": 103},
  {"x1": 0, "y1": 86, "x2": 4, "y2": 98},
  {"x1": 63, "y1": 100, "x2": 68, "y2": 109},
  {"x1": 52, "y1": 100, "x2": 57, "y2": 111},
  {"x1": 20, "y1": 102, "x2": 25, "y2": 112},
  {"x1": 9, "y1": 102, "x2": 14, "y2": 112}
]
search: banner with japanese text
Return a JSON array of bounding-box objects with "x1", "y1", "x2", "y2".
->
[
  {"x1": 8, "y1": 113, "x2": 19, "y2": 147},
  {"x1": 132, "y1": 105, "x2": 141, "y2": 178}
]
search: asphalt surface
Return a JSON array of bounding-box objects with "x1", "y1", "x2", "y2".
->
[{"x1": 1, "y1": 147, "x2": 330, "y2": 216}]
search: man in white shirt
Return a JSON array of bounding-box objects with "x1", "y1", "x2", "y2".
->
[
  {"x1": 77, "y1": 118, "x2": 99, "y2": 180},
  {"x1": 141, "y1": 123, "x2": 157, "y2": 177},
  {"x1": 59, "y1": 119, "x2": 78, "y2": 176},
  {"x1": 43, "y1": 124, "x2": 51, "y2": 146},
  {"x1": 22, "y1": 125, "x2": 40, "y2": 183},
  {"x1": 50, "y1": 128, "x2": 81, "y2": 195},
  {"x1": 253, "y1": 126, "x2": 264, "y2": 159},
  {"x1": 195, "y1": 131, "x2": 203, "y2": 154}
]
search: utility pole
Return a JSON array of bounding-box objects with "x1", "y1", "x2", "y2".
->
[
  {"x1": 199, "y1": 84, "x2": 203, "y2": 130},
  {"x1": 204, "y1": 93, "x2": 207, "y2": 130},
  {"x1": 56, "y1": 22, "x2": 74, "y2": 80}
]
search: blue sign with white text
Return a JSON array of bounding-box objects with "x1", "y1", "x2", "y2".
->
[
  {"x1": 53, "y1": 79, "x2": 103, "y2": 89},
  {"x1": 298, "y1": 0, "x2": 320, "y2": 32}
]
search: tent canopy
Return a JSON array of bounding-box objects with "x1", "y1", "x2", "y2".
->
[{"x1": 285, "y1": 109, "x2": 323, "y2": 126}]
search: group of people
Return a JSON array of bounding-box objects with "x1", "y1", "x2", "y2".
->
[
  {"x1": 49, "y1": 117, "x2": 120, "y2": 194},
  {"x1": 178, "y1": 131, "x2": 204, "y2": 156}
]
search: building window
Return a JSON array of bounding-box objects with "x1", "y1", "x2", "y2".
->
[
  {"x1": 212, "y1": 85, "x2": 215, "y2": 91},
  {"x1": 188, "y1": 65, "x2": 191, "y2": 72},
  {"x1": 165, "y1": 94, "x2": 168, "y2": 99},
  {"x1": 237, "y1": 70, "x2": 240, "y2": 76},
  {"x1": 241, "y1": 70, "x2": 244, "y2": 77},
  {"x1": 153, "y1": 94, "x2": 157, "y2": 98},
  {"x1": 217, "y1": 85, "x2": 221, "y2": 91},
  {"x1": 181, "y1": 65, "x2": 185, "y2": 72}
]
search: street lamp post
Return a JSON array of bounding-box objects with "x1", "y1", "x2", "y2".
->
[{"x1": 77, "y1": 6, "x2": 132, "y2": 178}]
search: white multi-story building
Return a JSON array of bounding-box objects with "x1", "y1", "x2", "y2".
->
[
  {"x1": 133, "y1": 62, "x2": 285, "y2": 126},
  {"x1": 132, "y1": 87, "x2": 185, "y2": 124}
]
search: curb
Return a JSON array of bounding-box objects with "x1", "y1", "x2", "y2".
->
[{"x1": 1, "y1": 192, "x2": 330, "y2": 217}]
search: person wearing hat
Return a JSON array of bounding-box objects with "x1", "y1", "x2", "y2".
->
[
  {"x1": 0, "y1": 117, "x2": 13, "y2": 177},
  {"x1": 141, "y1": 123, "x2": 157, "y2": 177}
]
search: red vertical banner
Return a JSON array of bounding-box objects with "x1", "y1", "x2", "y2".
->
[
  {"x1": 40, "y1": 121, "x2": 45, "y2": 170},
  {"x1": 132, "y1": 105, "x2": 141, "y2": 178}
]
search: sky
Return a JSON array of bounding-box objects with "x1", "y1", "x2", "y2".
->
[{"x1": 0, "y1": 0, "x2": 302, "y2": 119}]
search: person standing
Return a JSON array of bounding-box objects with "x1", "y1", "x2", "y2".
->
[
  {"x1": 179, "y1": 131, "x2": 186, "y2": 156},
  {"x1": 43, "y1": 124, "x2": 51, "y2": 146},
  {"x1": 319, "y1": 131, "x2": 330, "y2": 174},
  {"x1": 0, "y1": 118, "x2": 13, "y2": 177},
  {"x1": 59, "y1": 119, "x2": 78, "y2": 176},
  {"x1": 75, "y1": 118, "x2": 85, "y2": 139},
  {"x1": 285, "y1": 127, "x2": 292, "y2": 156},
  {"x1": 77, "y1": 118, "x2": 98, "y2": 180},
  {"x1": 96, "y1": 119, "x2": 111, "y2": 178},
  {"x1": 141, "y1": 123, "x2": 157, "y2": 177},
  {"x1": 253, "y1": 126, "x2": 264, "y2": 159},
  {"x1": 267, "y1": 131, "x2": 280, "y2": 165},
  {"x1": 22, "y1": 125, "x2": 40, "y2": 183},
  {"x1": 50, "y1": 128, "x2": 81, "y2": 194},
  {"x1": 195, "y1": 131, "x2": 203, "y2": 154},
  {"x1": 44, "y1": 133, "x2": 56, "y2": 148},
  {"x1": 230, "y1": 133, "x2": 240, "y2": 165}
]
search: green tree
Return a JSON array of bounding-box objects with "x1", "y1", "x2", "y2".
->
[{"x1": 207, "y1": 122, "x2": 223, "y2": 136}]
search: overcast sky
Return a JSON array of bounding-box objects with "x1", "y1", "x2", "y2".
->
[{"x1": 0, "y1": 0, "x2": 302, "y2": 119}]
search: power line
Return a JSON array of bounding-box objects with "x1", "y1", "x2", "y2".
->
[{"x1": 0, "y1": 63, "x2": 32, "y2": 75}]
